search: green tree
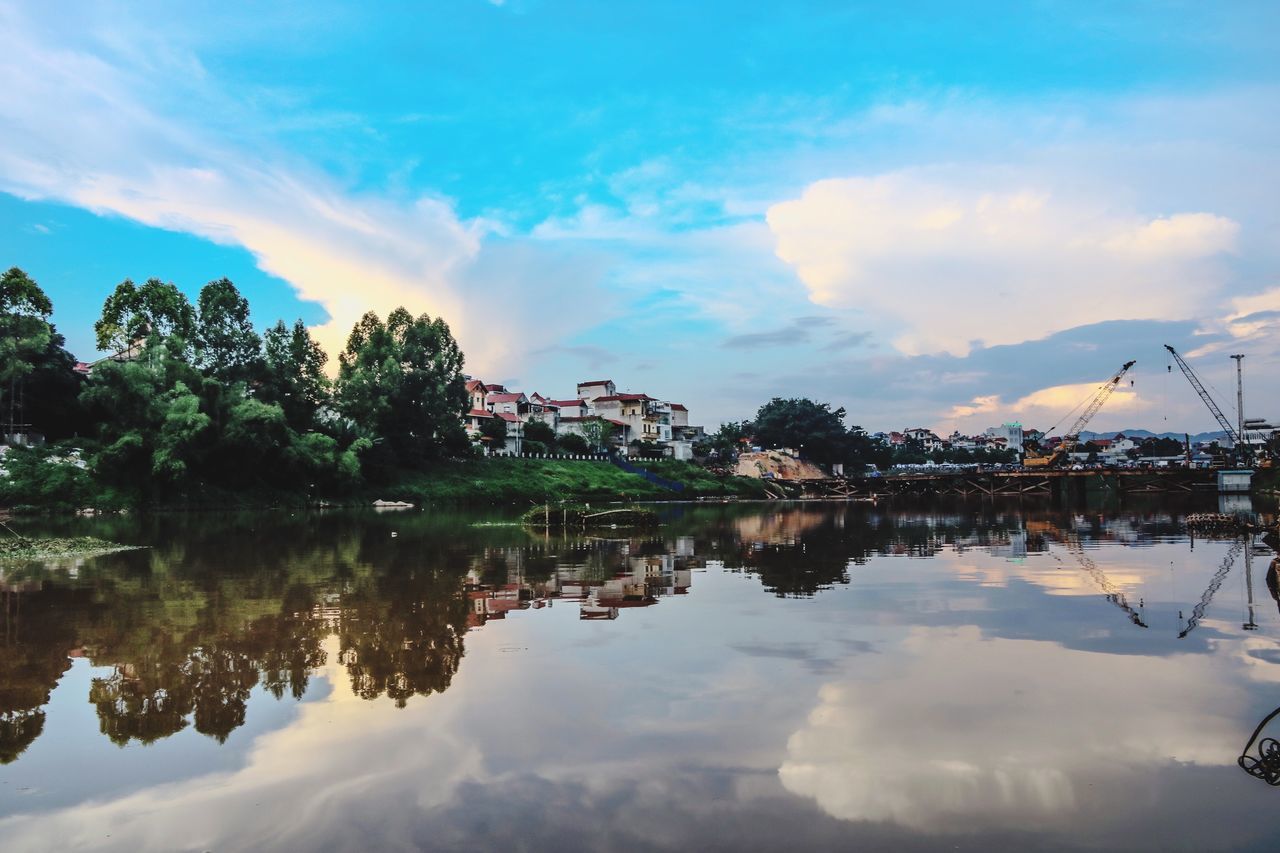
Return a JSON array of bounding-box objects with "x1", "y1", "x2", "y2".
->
[
  {"x1": 261, "y1": 319, "x2": 330, "y2": 432},
  {"x1": 524, "y1": 419, "x2": 556, "y2": 445},
  {"x1": 479, "y1": 415, "x2": 508, "y2": 449},
  {"x1": 94, "y1": 278, "x2": 196, "y2": 355},
  {"x1": 194, "y1": 278, "x2": 262, "y2": 381},
  {"x1": 336, "y1": 308, "x2": 469, "y2": 472},
  {"x1": 558, "y1": 432, "x2": 589, "y2": 454},
  {"x1": 751, "y1": 398, "x2": 850, "y2": 464},
  {"x1": 710, "y1": 420, "x2": 752, "y2": 457},
  {"x1": 577, "y1": 417, "x2": 616, "y2": 452},
  {"x1": 0, "y1": 267, "x2": 54, "y2": 437}
]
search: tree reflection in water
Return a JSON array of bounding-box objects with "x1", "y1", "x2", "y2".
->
[{"x1": 0, "y1": 504, "x2": 1231, "y2": 759}]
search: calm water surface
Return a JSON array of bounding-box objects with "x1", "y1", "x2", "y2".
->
[{"x1": 3, "y1": 501, "x2": 1280, "y2": 852}]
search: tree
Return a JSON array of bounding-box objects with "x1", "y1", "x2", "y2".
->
[
  {"x1": 710, "y1": 420, "x2": 752, "y2": 458},
  {"x1": 335, "y1": 308, "x2": 469, "y2": 472},
  {"x1": 194, "y1": 279, "x2": 262, "y2": 381},
  {"x1": 261, "y1": 319, "x2": 330, "y2": 432},
  {"x1": 479, "y1": 415, "x2": 508, "y2": 448},
  {"x1": 0, "y1": 267, "x2": 54, "y2": 437},
  {"x1": 558, "y1": 433, "x2": 589, "y2": 454},
  {"x1": 94, "y1": 278, "x2": 196, "y2": 356},
  {"x1": 577, "y1": 417, "x2": 615, "y2": 452},
  {"x1": 751, "y1": 398, "x2": 850, "y2": 464},
  {"x1": 524, "y1": 419, "x2": 556, "y2": 445}
]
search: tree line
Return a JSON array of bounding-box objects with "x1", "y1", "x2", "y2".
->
[
  {"x1": 1, "y1": 267, "x2": 471, "y2": 508},
  {"x1": 704, "y1": 397, "x2": 1016, "y2": 469}
]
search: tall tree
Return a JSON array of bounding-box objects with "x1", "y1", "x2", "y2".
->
[
  {"x1": 194, "y1": 278, "x2": 261, "y2": 381},
  {"x1": 0, "y1": 267, "x2": 55, "y2": 437},
  {"x1": 336, "y1": 308, "x2": 469, "y2": 471},
  {"x1": 751, "y1": 398, "x2": 851, "y2": 465},
  {"x1": 94, "y1": 278, "x2": 196, "y2": 355},
  {"x1": 261, "y1": 319, "x2": 330, "y2": 431}
]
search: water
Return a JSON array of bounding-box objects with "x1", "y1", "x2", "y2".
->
[{"x1": 2, "y1": 501, "x2": 1280, "y2": 852}]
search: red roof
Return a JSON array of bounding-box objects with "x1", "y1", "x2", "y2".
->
[
  {"x1": 496, "y1": 412, "x2": 521, "y2": 423},
  {"x1": 486, "y1": 392, "x2": 525, "y2": 404},
  {"x1": 466, "y1": 408, "x2": 494, "y2": 419},
  {"x1": 670, "y1": 403, "x2": 687, "y2": 411},
  {"x1": 548, "y1": 399, "x2": 586, "y2": 408},
  {"x1": 484, "y1": 383, "x2": 507, "y2": 392},
  {"x1": 577, "y1": 380, "x2": 613, "y2": 387},
  {"x1": 593, "y1": 394, "x2": 653, "y2": 403},
  {"x1": 465, "y1": 379, "x2": 486, "y2": 392}
]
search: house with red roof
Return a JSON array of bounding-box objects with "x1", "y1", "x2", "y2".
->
[{"x1": 576, "y1": 379, "x2": 616, "y2": 402}]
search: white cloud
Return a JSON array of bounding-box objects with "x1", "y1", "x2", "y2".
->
[
  {"x1": 0, "y1": 5, "x2": 606, "y2": 377},
  {"x1": 943, "y1": 380, "x2": 1148, "y2": 434},
  {"x1": 766, "y1": 171, "x2": 1239, "y2": 357}
]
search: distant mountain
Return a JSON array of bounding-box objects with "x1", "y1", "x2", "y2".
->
[{"x1": 1077, "y1": 428, "x2": 1232, "y2": 444}]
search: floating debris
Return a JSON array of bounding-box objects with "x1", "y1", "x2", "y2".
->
[{"x1": 372, "y1": 500, "x2": 415, "y2": 511}]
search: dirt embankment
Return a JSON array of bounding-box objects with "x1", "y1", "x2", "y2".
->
[{"x1": 734, "y1": 450, "x2": 827, "y2": 481}]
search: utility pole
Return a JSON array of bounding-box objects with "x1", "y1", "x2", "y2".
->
[{"x1": 1230, "y1": 354, "x2": 1246, "y2": 464}]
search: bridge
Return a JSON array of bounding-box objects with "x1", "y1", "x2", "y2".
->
[{"x1": 790, "y1": 468, "x2": 1219, "y2": 500}]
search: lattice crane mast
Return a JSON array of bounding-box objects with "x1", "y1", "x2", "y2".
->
[
  {"x1": 1023, "y1": 360, "x2": 1136, "y2": 468},
  {"x1": 1163, "y1": 345, "x2": 1251, "y2": 464}
]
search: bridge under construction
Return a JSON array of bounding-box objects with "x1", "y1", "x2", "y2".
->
[{"x1": 789, "y1": 467, "x2": 1221, "y2": 500}]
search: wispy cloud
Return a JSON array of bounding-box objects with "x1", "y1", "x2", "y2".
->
[{"x1": 0, "y1": 5, "x2": 606, "y2": 376}]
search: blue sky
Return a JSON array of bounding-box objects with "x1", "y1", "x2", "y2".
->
[{"x1": 3, "y1": 1, "x2": 1279, "y2": 432}]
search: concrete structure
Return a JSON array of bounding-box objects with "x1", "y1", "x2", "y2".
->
[
  {"x1": 576, "y1": 380, "x2": 616, "y2": 403},
  {"x1": 1218, "y1": 470, "x2": 1253, "y2": 493},
  {"x1": 984, "y1": 423, "x2": 1024, "y2": 456}
]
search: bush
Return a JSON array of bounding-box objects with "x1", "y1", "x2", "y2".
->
[
  {"x1": 522, "y1": 440, "x2": 548, "y2": 455},
  {"x1": 558, "y1": 433, "x2": 589, "y2": 454},
  {"x1": 0, "y1": 444, "x2": 107, "y2": 512},
  {"x1": 524, "y1": 419, "x2": 556, "y2": 445}
]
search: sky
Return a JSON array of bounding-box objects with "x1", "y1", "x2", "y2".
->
[{"x1": 2, "y1": 0, "x2": 1278, "y2": 434}]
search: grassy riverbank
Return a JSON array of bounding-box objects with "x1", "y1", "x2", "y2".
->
[
  {"x1": 374, "y1": 458, "x2": 770, "y2": 505},
  {"x1": 0, "y1": 453, "x2": 769, "y2": 512}
]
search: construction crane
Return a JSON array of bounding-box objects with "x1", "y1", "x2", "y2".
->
[
  {"x1": 1023, "y1": 360, "x2": 1136, "y2": 468},
  {"x1": 1163, "y1": 345, "x2": 1247, "y2": 465}
]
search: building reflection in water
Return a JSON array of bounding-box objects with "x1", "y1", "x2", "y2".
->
[{"x1": 0, "y1": 503, "x2": 1272, "y2": 764}]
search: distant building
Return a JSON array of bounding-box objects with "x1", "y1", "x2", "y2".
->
[
  {"x1": 576, "y1": 380, "x2": 617, "y2": 403},
  {"x1": 984, "y1": 423, "x2": 1024, "y2": 457}
]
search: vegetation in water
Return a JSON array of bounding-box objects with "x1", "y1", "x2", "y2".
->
[
  {"x1": 521, "y1": 503, "x2": 658, "y2": 528},
  {"x1": 0, "y1": 535, "x2": 138, "y2": 560}
]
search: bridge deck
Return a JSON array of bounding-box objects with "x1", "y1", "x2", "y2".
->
[{"x1": 789, "y1": 468, "x2": 1217, "y2": 498}]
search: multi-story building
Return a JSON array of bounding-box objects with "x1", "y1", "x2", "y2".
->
[
  {"x1": 984, "y1": 423, "x2": 1024, "y2": 456},
  {"x1": 576, "y1": 380, "x2": 616, "y2": 403},
  {"x1": 592, "y1": 394, "x2": 672, "y2": 446}
]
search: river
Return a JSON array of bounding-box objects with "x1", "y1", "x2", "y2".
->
[{"x1": 2, "y1": 500, "x2": 1280, "y2": 851}]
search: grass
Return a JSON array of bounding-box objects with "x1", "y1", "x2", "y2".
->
[{"x1": 376, "y1": 457, "x2": 769, "y2": 505}]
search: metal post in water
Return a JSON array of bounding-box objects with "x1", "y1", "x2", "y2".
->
[{"x1": 1245, "y1": 536, "x2": 1259, "y2": 630}]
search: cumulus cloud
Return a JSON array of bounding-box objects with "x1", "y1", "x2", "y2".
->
[
  {"x1": 766, "y1": 171, "x2": 1239, "y2": 357},
  {"x1": 944, "y1": 380, "x2": 1147, "y2": 433}
]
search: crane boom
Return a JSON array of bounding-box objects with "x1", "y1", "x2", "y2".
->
[
  {"x1": 1064, "y1": 360, "x2": 1137, "y2": 445},
  {"x1": 1022, "y1": 359, "x2": 1135, "y2": 467},
  {"x1": 1163, "y1": 345, "x2": 1239, "y2": 444}
]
